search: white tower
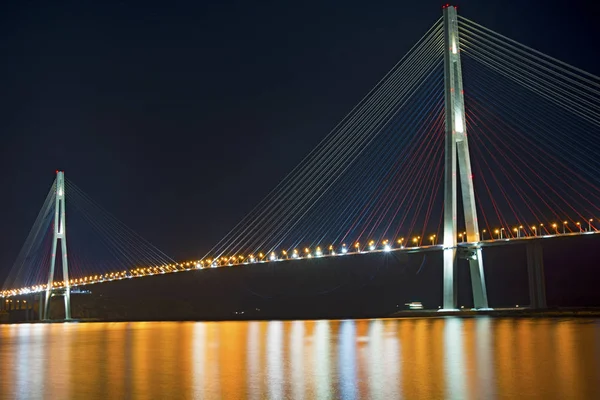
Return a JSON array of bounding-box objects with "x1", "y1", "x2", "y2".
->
[
  {"x1": 441, "y1": 5, "x2": 489, "y2": 310},
  {"x1": 43, "y1": 171, "x2": 71, "y2": 320}
]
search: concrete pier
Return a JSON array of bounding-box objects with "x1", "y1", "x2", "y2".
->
[{"x1": 527, "y1": 242, "x2": 547, "y2": 309}]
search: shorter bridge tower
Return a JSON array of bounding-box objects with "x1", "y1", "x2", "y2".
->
[{"x1": 43, "y1": 171, "x2": 71, "y2": 320}]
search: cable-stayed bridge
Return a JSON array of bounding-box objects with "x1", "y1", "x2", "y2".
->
[{"x1": 2, "y1": 5, "x2": 600, "y2": 320}]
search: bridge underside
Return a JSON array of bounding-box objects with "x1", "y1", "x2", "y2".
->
[{"x1": 4, "y1": 234, "x2": 593, "y2": 323}]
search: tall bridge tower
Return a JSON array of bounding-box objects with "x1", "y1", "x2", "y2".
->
[
  {"x1": 43, "y1": 171, "x2": 71, "y2": 320},
  {"x1": 441, "y1": 5, "x2": 489, "y2": 310}
]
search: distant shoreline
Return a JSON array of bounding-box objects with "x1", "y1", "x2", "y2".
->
[{"x1": 3, "y1": 307, "x2": 600, "y2": 325}]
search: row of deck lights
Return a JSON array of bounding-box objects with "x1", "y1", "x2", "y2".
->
[
  {"x1": 2, "y1": 218, "x2": 597, "y2": 298},
  {"x1": 477, "y1": 219, "x2": 596, "y2": 240},
  {"x1": 200, "y1": 237, "x2": 440, "y2": 268}
]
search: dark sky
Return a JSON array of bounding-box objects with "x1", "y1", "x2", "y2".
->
[{"x1": 1, "y1": 0, "x2": 599, "y2": 281}]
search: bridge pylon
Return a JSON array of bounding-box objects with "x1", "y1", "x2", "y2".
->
[
  {"x1": 43, "y1": 171, "x2": 71, "y2": 320},
  {"x1": 441, "y1": 5, "x2": 490, "y2": 311}
]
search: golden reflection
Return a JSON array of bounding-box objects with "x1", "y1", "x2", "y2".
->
[
  {"x1": 381, "y1": 319, "x2": 400, "y2": 399},
  {"x1": 444, "y1": 318, "x2": 467, "y2": 399},
  {"x1": 106, "y1": 323, "x2": 126, "y2": 398},
  {"x1": 219, "y1": 322, "x2": 245, "y2": 399},
  {"x1": 132, "y1": 322, "x2": 152, "y2": 397},
  {"x1": 0, "y1": 318, "x2": 599, "y2": 399},
  {"x1": 192, "y1": 323, "x2": 207, "y2": 398},
  {"x1": 246, "y1": 321, "x2": 262, "y2": 400},
  {"x1": 554, "y1": 321, "x2": 580, "y2": 399},
  {"x1": 47, "y1": 324, "x2": 72, "y2": 399},
  {"x1": 206, "y1": 323, "x2": 222, "y2": 398},
  {"x1": 266, "y1": 321, "x2": 284, "y2": 400}
]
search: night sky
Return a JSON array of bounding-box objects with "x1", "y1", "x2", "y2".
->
[{"x1": 1, "y1": 0, "x2": 599, "y2": 283}]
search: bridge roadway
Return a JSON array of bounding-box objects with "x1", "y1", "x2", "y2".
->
[
  {"x1": 2, "y1": 231, "x2": 599, "y2": 321},
  {"x1": 1, "y1": 230, "x2": 599, "y2": 300}
]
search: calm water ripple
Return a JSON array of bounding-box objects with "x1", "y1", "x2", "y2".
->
[{"x1": 1, "y1": 318, "x2": 599, "y2": 399}]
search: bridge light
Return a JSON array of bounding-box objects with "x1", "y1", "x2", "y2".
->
[
  {"x1": 384, "y1": 243, "x2": 391, "y2": 252},
  {"x1": 292, "y1": 249, "x2": 299, "y2": 259},
  {"x1": 341, "y1": 244, "x2": 348, "y2": 254},
  {"x1": 270, "y1": 252, "x2": 277, "y2": 261},
  {"x1": 316, "y1": 247, "x2": 322, "y2": 257},
  {"x1": 369, "y1": 240, "x2": 375, "y2": 251}
]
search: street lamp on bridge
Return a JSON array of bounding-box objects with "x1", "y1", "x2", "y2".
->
[
  {"x1": 513, "y1": 226, "x2": 523, "y2": 238},
  {"x1": 576, "y1": 222, "x2": 582, "y2": 232},
  {"x1": 383, "y1": 239, "x2": 391, "y2": 251},
  {"x1": 590, "y1": 219, "x2": 594, "y2": 232},
  {"x1": 563, "y1": 221, "x2": 568, "y2": 234},
  {"x1": 552, "y1": 223, "x2": 558, "y2": 234}
]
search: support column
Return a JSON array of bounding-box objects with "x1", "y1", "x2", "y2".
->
[
  {"x1": 441, "y1": 5, "x2": 489, "y2": 310},
  {"x1": 526, "y1": 242, "x2": 547, "y2": 309},
  {"x1": 39, "y1": 294, "x2": 44, "y2": 321}
]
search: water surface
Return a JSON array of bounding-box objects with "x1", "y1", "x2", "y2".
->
[{"x1": 1, "y1": 318, "x2": 599, "y2": 399}]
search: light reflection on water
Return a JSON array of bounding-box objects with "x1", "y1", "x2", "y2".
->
[{"x1": 1, "y1": 318, "x2": 599, "y2": 399}]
